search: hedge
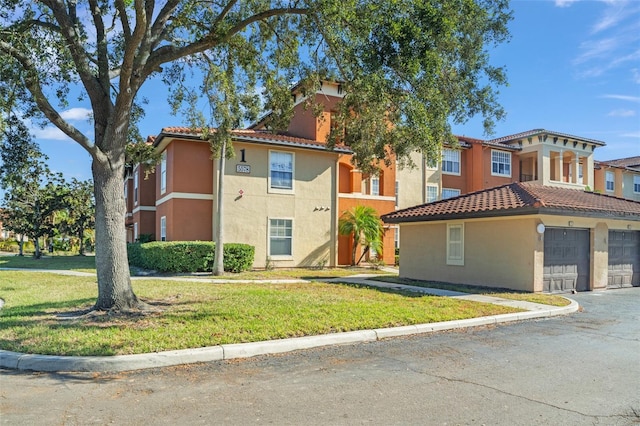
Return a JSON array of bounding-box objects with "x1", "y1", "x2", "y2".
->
[{"x1": 127, "y1": 241, "x2": 255, "y2": 273}]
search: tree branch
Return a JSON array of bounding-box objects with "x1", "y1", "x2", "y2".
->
[
  {"x1": 144, "y1": 7, "x2": 309, "y2": 78},
  {"x1": 0, "y1": 40, "x2": 102, "y2": 161}
]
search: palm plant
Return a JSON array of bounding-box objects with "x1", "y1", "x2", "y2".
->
[{"x1": 338, "y1": 205, "x2": 384, "y2": 266}]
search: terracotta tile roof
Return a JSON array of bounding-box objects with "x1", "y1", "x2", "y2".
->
[
  {"x1": 152, "y1": 127, "x2": 352, "y2": 153},
  {"x1": 488, "y1": 129, "x2": 606, "y2": 147},
  {"x1": 597, "y1": 156, "x2": 640, "y2": 170},
  {"x1": 382, "y1": 182, "x2": 640, "y2": 223},
  {"x1": 456, "y1": 135, "x2": 521, "y2": 151}
]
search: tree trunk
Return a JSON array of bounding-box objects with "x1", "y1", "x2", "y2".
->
[
  {"x1": 212, "y1": 141, "x2": 226, "y2": 276},
  {"x1": 351, "y1": 233, "x2": 358, "y2": 266},
  {"x1": 92, "y1": 157, "x2": 140, "y2": 311},
  {"x1": 33, "y1": 237, "x2": 41, "y2": 259},
  {"x1": 18, "y1": 235, "x2": 24, "y2": 256}
]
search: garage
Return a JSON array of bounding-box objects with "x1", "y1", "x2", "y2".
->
[
  {"x1": 543, "y1": 228, "x2": 590, "y2": 292},
  {"x1": 608, "y1": 230, "x2": 640, "y2": 288}
]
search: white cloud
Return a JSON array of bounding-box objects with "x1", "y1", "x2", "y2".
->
[
  {"x1": 555, "y1": 0, "x2": 580, "y2": 7},
  {"x1": 620, "y1": 130, "x2": 640, "y2": 138},
  {"x1": 60, "y1": 107, "x2": 92, "y2": 121},
  {"x1": 591, "y1": 0, "x2": 630, "y2": 33},
  {"x1": 632, "y1": 68, "x2": 640, "y2": 84},
  {"x1": 31, "y1": 126, "x2": 73, "y2": 141},
  {"x1": 607, "y1": 109, "x2": 636, "y2": 117},
  {"x1": 601, "y1": 94, "x2": 640, "y2": 103}
]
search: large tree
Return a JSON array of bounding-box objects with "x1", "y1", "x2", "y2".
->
[{"x1": 0, "y1": 0, "x2": 510, "y2": 312}]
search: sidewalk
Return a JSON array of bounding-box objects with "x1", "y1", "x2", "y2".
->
[{"x1": 0, "y1": 268, "x2": 579, "y2": 373}]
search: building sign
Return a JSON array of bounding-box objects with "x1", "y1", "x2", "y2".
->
[{"x1": 236, "y1": 164, "x2": 251, "y2": 174}]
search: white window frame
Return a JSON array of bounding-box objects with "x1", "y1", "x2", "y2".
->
[
  {"x1": 268, "y1": 150, "x2": 294, "y2": 194},
  {"x1": 160, "y1": 216, "x2": 166, "y2": 241},
  {"x1": 371, "y1": 177, "x2": 380, "y2": 196},
  {"x1": 395, "y1": 180, "x2": 399, "y2": 207},
  {"x1": 605, "y1": 171, "x2": 615, "y2": 192},
  {"x1": 134, "y1": 222, "x2": 138, "y2": 241},
  {"x1": 268, "y1": 218, "x2": 293, "y2": 259},
  {"x1": 133, "y1": 167, "x2": 139, "y2": 205},
  {"x1": 124, "y1": 181, "x2": 128, "y2": 202},
  {"x1": 160, "y1": 151, "x2": 167, "y2": 194},
  {"x1": 426, "y1": 184, "x2": 439, "y2": 203},
  {"x1": 491, "y1": 150, "x2": 511, "y2": 177},
  {"x1": 442, "y1": 188, "x2": 461, "y2": 200},
  {"x1": 634, "y1": 175, "x2": 640, "y2": 194},
  {"x1": 394, "y1": 226, "x2": 400, "y2": 250},
  {"x1": 446, "y1": 223, "x2": 464, "y2": 266},
  {"x1": 442, "y1": 149, "x2": 461, "y2": 175}
]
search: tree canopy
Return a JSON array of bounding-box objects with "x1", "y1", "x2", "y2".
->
[{"x1": 0, "y1": 0, "x2": 511, "y2": 311}]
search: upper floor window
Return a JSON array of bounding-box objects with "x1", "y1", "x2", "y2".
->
[
  {"x1": 426, "y1": 184, "x2": 439, "y2": 203},
  {"x1": 160, "y1": 216, "x2": 166, "y2": 241},
  {"x1": 442, "y1": 188, "x2": 461, "y2": 200},
  {"x1": 442, "y1": 149, "x2": 460, "y2": 175},
  {"x1": 160, "y1": 151, "x2": 167, "y2": 194},
  {"x1": 395, "y1": 181, "x2": 399, "y2": 207},
  {"x1": 371, "y1": 177, "x2": 380, "y2": 196},
  {"x1": 133, "y1": 169, "x2": 139, "y2": 205},
  {"x1": 269, "y1": 151, "x2": 294, "y2": 192},
  {"x1": 605, "y1": 171, "x2": 615, "y2": 192},
  {"x1": 491, "y1": 150, "x2": 511, "y2": 177},
  {"x1": 634, "y1": 175, "x2": 640, "y2": 194}
]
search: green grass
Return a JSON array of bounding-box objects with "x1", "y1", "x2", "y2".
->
[
  {"x1": 0, "y1": 254, "x2": 97, "y2": 273},
  {"x1": 0, "y1": 271, "x2": 523, "y2": 356},
  {"x1": 372, "y1": 276, "x2": 571, "y2": 307}
]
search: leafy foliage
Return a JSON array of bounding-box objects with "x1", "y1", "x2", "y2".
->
[
  {"x1": 0, "y1": 0, "x2": 511, "y2": 310},
  {"x1": 338, "y1": 205, "x2": 384, "y2": 266},
  {"x1": 127, "y1": 241, "x2": 255, "y2": 273}
]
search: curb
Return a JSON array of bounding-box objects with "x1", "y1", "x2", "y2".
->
[{"x1": 0, "y1": 299, "x2": 579, "y2": 373}]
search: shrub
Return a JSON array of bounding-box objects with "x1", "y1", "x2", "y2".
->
[
  {"x1": 127, "y1": 241, "x2": 254, "y2": 273},
  {"x1": 0, "y1": 239, "x2": 18, "y2": 253}
]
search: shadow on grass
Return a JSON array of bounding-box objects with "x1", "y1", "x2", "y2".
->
[{"x1": 371, "y1": 276, "x2": 529, "y2": 295}]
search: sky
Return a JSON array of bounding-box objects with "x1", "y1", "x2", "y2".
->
[{"x1": 21, "y1": 0, "x2": 640, "y2": 183}]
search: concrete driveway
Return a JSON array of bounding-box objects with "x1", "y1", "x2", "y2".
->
[{"x1": 1, "y1": 287, "x2": 639, "y2": 425}]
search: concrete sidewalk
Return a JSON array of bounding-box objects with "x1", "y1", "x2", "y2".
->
[{"x1": 0, "y1": 269, "x2": 579, "y2": 373}]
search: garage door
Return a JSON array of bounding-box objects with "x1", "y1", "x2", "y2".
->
[
  {"x1": 543, "y1": 228, "x2": 590, "y2": 292},
  {"x1": 608, "y1": 230, "x2": 640, "y2": 288}
]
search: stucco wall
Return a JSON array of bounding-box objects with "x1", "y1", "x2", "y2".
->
[
  {"x1": 214, "y1": 142, "x2": 338, "y2": 268},
  {"x1": 399, "y1": 217, "x2": 539, "y2": 292},
  {"x1": 398, "y1": 214, "x2": 638, "y2": 292}
]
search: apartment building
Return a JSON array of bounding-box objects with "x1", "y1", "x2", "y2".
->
[
  {"x1": 594, "y1": 156, "x2": 640, "y2": 202},
  {"x1": 126, "y1": 82, "x2": 639, "y2": 274}
]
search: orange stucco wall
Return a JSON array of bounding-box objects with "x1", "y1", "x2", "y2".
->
[
  {"x1": 162, "y1": 140, "x2": 214, "y2": 194},
  {"x1": 156, "y1": 198, "x2": 213, "y2": 242}
]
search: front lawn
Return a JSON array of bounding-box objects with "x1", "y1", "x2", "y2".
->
[
  {"x1": 0, "y1": 271, "x2": 522, "y2": 356},
  {"x1": 0, "y1": 254, "x2": 97, "y2": 273}
]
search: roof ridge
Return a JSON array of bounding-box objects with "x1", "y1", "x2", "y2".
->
[{"x1": 512, "y1": 182, "x2": 546, "y2": 208}]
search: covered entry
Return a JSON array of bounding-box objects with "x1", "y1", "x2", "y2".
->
[
  {"x1": 543, "y1": 227, "x2": 590, "y2": 292},
  {"x1": 608, "y1": 230, "x2": 640, "y2": 288}
]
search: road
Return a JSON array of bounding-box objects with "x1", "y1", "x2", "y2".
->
[{"x1": 2, "y1": 288, "x2": 639, "y2": 425}]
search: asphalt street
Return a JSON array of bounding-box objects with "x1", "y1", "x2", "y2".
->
[{"x1": 2, "y1": 287, "x2": 639, "y2": 425}]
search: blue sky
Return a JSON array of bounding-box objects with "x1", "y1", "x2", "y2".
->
[{"x1": 27, "y1": 0, "x2": 640, "y2": 183}]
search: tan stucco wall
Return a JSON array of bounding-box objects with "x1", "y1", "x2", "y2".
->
[
  {"x1": 213, "y1": 142, "x2": 338, "y2": 269},
  {"x1": 399, "y1": 214, "x2": 639, "y2": 292},
  {"x1": 399, "y1": 217, "x2": 540, "y2": 292}
]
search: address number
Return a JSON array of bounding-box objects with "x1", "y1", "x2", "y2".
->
[{"x1": 236, "y1": 164, "x2": 251, "y2": 174}]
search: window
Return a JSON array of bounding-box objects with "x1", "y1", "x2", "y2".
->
[
  {"x1": 426, "y1": 184, "x2": 439, "y2": 203},
  {"x1": 133, "y1": 170, "x2": 139, "y2": 205},
  {"x1": 578, "y1": 164, "x2": 584, "y2": 185},
  {"x1": 395, "y1": 181, "x2": 399, "y2": 207},
  {"x1": 491, "y1": 150, "x2": 511, "y2": 177},
  {"x1": 160, "y1": 151, "x2": 167, "y2": 194},
  {"x1": 634, "y1": 176, "x2": 640, "y2": 193},
  {"x1": 133, "y1": 222, "x2": 138, "y2": 241},
  {"x1": 442, "y1": 149, "x2": 460, "y2": 175},
  {"x1": 269, "y1": 151, "x2": 294, "y2": 191},
  {"x1": 371, "y1": 177, "x2": 380, "y2": 196},
  {"x1": 394, "y1": 227, "x2": 400, "y2": 250},
  {"x1": 124, "y1": 182, "x2": 128, "y2": 201},
  {"x1": 160, "y1": 216, "x2": 166, "y2": 241},
  {"x1": 269, "y1": 219, "x2": 292, "y2": 257},
  {"x1": 442, "y1": 188, "x2": 461, "y2": 199},
  {"x1": 446, "y1": 223, "x2": 464, "y2": 266},
  {"x1": 606, "y1": 171, "x2": 615, "y2": 192}
]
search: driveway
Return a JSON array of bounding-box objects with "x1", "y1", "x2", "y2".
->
[{"x1": 1, "y1": 288, "x2": 639, "y2": 425}]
